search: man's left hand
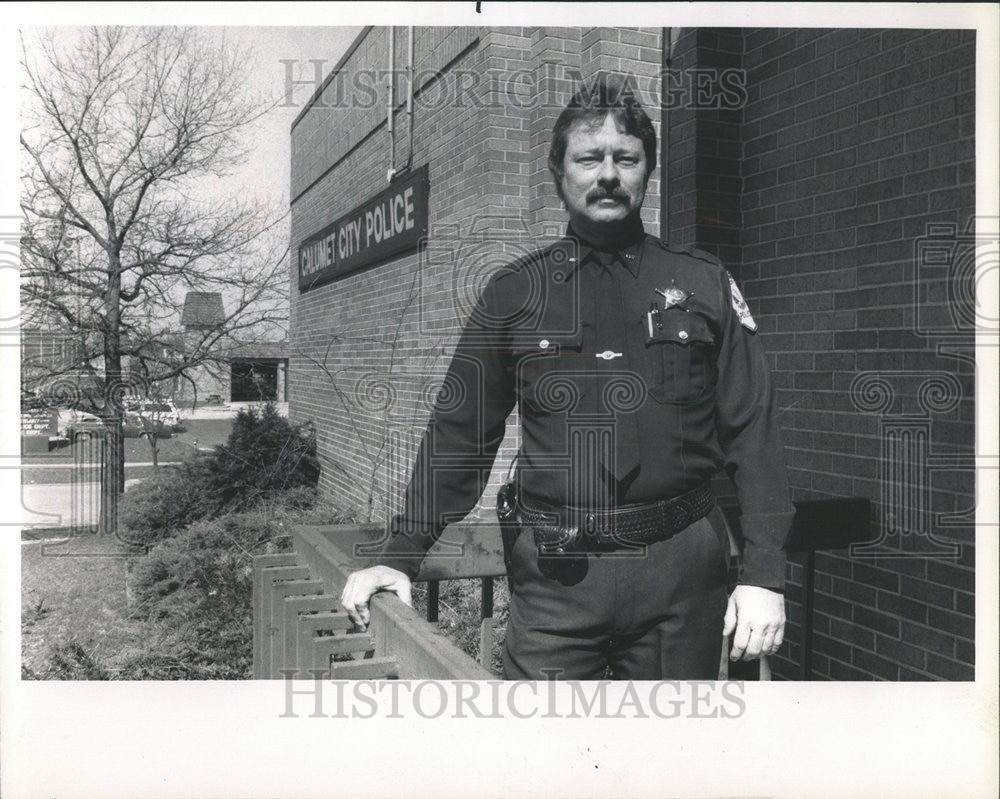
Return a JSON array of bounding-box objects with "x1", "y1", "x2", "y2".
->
[{"x1": 723, "y1": 585, "x2": 786, "y2": 661}]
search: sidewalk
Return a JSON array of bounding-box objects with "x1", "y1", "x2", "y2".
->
[
  {"x1": 181, "y1": 401, "x2": 288, "y2": 420},
  {"x1": 20, "y1": 482, "x2": 101, "y2": 529},
  {"x1": 18, "y1": 478, "x2": 152, "y2": 532},
  {"x1": 14, "y1": 403, "x2": 288, "y2": 530}
]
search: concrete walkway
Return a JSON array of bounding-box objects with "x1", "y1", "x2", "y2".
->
[
  {"x1": 180, "y1": 401, "x2": 288, "y2": 420},
  {"x1": 19, "y1": 477, "x2": 153, "y2": 531},
  {"x1": 20, "y1": 482, "x2": 101, "y2": 528}
]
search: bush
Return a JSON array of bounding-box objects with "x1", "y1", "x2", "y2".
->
[
  {"x1": 118, "y1": 461, "x2": 213, "y2": 547},
  {"x1": 42, "y1": 640, "x2": 111, "y2": 680},
  {"x1": 125, "y1": 511, "x2": 290, "y2": 677},
  {"x1": 118, "y1": 403, "x2": 320, "y2": 547},
  {"x1": 29, "y1": 405, "x2": 339, "y2": 680},
  {"x1": 125, "y1": 498, "x2": 353, "y2": 679},
  {"x1": 200, "y1": 404, "x2": 320, "y2": 516}
]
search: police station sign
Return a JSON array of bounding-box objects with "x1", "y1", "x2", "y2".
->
[{"x1": 298, "y1": 165, "x2": 429, "y2": 291}]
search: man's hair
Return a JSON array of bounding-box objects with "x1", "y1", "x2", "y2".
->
[{"x1": 548, "y1": 73, "x2": 658, "y2": 194}]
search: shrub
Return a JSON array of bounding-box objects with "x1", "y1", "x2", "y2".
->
[
  {"x1": 132, "y1": 512, "x2": 288, "y2": 615},
  {"x1": 43, "y1": 640, "x2": 110, "y2": 680},
  {"x1": 200, "y1": 404, "x2": 320, "y2": 516},
  {"x1": 118, "y1": 403, "x2": 320, "y2": 547},
  {"x1": 118, "y1": 461, "x2": 213, "y2": 547},
  {"x1": 126, "y1": 511, "x2": 290, "y2": 677},
  {"x1": 125, "y1": 498, "x2": 353, "y2": 679},
  {"x1": 30, "y1": 405, "x2": 338, "y2": 680}
]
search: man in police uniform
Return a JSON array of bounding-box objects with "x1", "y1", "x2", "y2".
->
[{"x1": 341, "y1": 74, "x2": 793, "y2": 680}]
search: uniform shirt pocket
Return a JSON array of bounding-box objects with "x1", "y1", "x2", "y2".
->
[{"x1": 644, "y1": 310, "x2": 718, "y2": 404}]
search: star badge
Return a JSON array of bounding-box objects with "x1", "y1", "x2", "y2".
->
[{"x1": 655, "y1": 281, "x2": 692, "y2": 310}]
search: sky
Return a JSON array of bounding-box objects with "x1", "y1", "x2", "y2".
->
[
  {"x1": 214, "y1": 26, "x2": 364, "y2": 210},
  {"x1": 18, "y1": 25, "x2": 364, "y2": 219}
]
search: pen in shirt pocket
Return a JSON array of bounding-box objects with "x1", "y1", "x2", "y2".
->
[{"x1": 646, "y1": 303, "x2": 662, "y2": 337}]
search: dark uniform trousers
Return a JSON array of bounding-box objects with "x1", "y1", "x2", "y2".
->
[{"x1": 502, "y1": 507, "x2": 731, "y2": 681}]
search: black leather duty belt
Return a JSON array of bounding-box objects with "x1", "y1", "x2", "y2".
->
[{"x1": 518, "y1": 482, "x2": 716, "y2": 556}]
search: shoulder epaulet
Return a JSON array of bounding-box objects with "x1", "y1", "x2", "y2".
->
[
  {"x1": 653, "y1": 239, "x2": 724, "y2": 267},
  {"x1": 492, "y1": 242, "x2": 560, "y2": 284}
]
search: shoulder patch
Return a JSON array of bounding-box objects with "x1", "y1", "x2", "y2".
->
[{"x1": 726, "y1": 271, "x2": 758, "y2": 332}]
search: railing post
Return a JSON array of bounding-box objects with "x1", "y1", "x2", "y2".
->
[
  {"x1": 801, "y1": 548, "x2": 816, "y2": 680},
  {"x1": 310, "y1": 632, "x2": 376, "y2": 676},
  {"x1": 252, "y1": 553, "x2": 298, "y2": 679},
  {"x1": 269, "y1": 578, "x2": 322, "y2": 677},
  {"x1": 426, "y1": 580, "x2": 440, "y2": 623},
  {"x1": 283, "y1": 594, "x2": 341, "y2": 679},
  {"x1": 297, "y1": 612, "x2": 352, "y2": 676},
  {"x1": 328, "y1": 656, "x2": 400, "y2": 679},
  {"x1": 258, "y1": 564, "x2": 309, "y2": 679},
  {"x1": 479, "y1": 577, "x2": 495, "y2": 668}
]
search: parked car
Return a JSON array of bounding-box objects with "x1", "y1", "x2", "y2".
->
[
  {"x1": 123, "y1": 398, "x2": 182, "y2": 430},
  {"x1": 123, "y1": 411, "x2": 172, "y2": 439},
  {"x1": 56, "y1": 409, "x2": 105, "y2": 439}
]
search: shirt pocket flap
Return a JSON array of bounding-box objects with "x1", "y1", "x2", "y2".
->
[{"x1": 645, "y1": 311, "x2": 714, "y2": 347}]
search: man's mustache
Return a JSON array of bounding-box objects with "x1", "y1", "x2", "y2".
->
[{"x1": 586, "y1": 187, "x2": 631, "y2": 204}]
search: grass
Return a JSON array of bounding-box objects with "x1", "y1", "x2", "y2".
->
[{"x1": 21, "y1": 534, "x2": 150, "y2": 679}]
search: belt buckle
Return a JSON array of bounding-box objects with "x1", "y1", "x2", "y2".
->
[{"x1": 583, "y1": 511, "x2": 615, "y2": 546}]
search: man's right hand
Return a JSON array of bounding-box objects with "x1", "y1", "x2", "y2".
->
[{"x1": 339, "y1": 565, "x2": 412, "y2": 631}]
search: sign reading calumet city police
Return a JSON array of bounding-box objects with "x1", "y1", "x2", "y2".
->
[{"x1": 298, "y1": 165, "x2": 429, "y2": 291}]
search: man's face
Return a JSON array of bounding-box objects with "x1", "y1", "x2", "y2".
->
[{"x1": 558, "y1": 114, "x2": 649, "y2": 229}]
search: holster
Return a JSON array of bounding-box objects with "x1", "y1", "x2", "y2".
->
[
  {"x1": 496, "y1": 479, "x2": 521, "y2": 572},
  {"x1": 496, "y1": 477, "x2": 584, "y2": 561}
]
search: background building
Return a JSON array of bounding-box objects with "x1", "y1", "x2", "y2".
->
[
  {"x1": 171, "y1": 292, "x2": 290, "y2": 407},
  {"x1": 289, "y1": 27, "x2": 977, "y2": 681}
]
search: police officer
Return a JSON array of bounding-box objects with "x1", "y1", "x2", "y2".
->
[{"x1": 341, "y1": 74, "x2": 793, "y2": 680}]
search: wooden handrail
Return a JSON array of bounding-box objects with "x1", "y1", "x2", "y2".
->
[{"x1": 252, "y1": 524, "x2": 498, "y2": 680}]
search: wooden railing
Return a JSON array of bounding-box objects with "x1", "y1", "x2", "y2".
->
[
  {"x1": 253, "y1": 522, "x2": 506, "y2": 679},
  {"x1": 252, "y1": 497, "x2": 870, "y2": 681}
]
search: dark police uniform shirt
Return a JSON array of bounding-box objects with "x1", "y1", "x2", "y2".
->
[{"x1": 378, "y1": 223, "x2": 794, "y2": 590}]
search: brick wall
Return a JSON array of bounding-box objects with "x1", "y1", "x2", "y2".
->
[
  {"x1": 290, "y1": 27, "x2": 978, "y2": 681},
  {"x1": 291, "y1": 26, "x2": 484, "y2": 523},
  {"x1": 735, "y1": 28, "x2": 976, "y2": 680}
]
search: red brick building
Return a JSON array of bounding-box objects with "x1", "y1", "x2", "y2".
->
[{"x1": 289, "y1": 27, "x2": 977, "y2": 680}]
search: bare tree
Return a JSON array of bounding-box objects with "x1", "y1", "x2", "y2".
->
[
  {"x1": 20, "y1": 26, "x2": 288, "y2": 533},
  {"x1": 125, "y1": 398, "x2": 177, "y2": 469}
]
